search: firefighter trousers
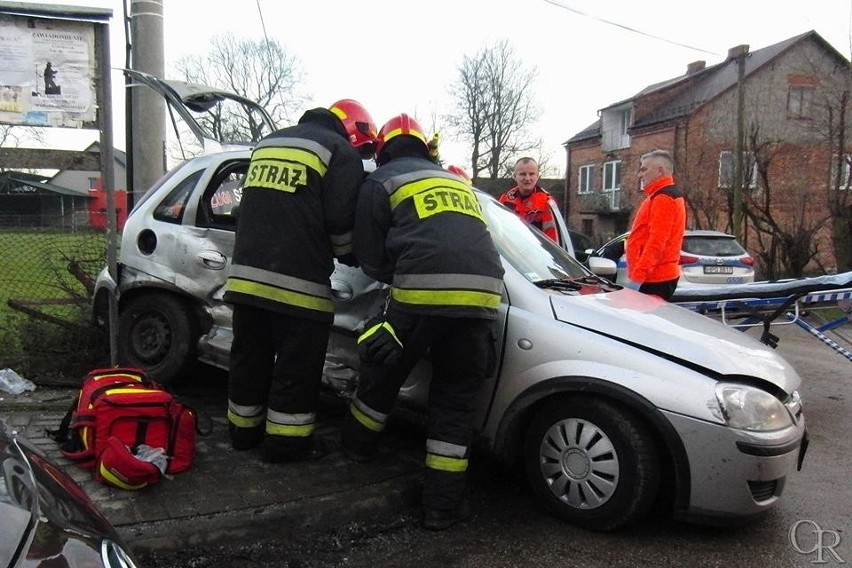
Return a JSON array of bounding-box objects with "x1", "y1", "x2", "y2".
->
[
  {"x1": 343, "y1": 305, "x2": 496, "y2": 511},
  {"x1": 227, "y1": 303, "x2": 330, "y2": 453}
]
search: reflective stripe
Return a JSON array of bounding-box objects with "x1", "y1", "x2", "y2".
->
[
  {"x1": 349, "y1": 396, "x2": 388, "y2": 433},
  {"x1": 386, "y1": 176, "x2": 474, "y2": 211},
  {"x1": 99, "y1": 462, "x2": 148, "y2": 490},
  {"x1": 266, "y1": 422, "x2": 314, "y2": 437},
  {"x1": 229, "y1": 265, "x2": 331, "y2": 298},
  {"x1": 426, "y1": 439, "x2": 467, "y2": 458},
  {"x1": 425, "y1": 454, "x2": 469, "y2": 473},
  {"x1": 266, "y1": 410, "x2": 316, "y2": 438},
  {"x1": 227, "y1": 410, "x2": 264, "y2": 429},
  {"x1": 329, "y1": 231, "x2": 353, "y2": 256},
  {"x1": 391, "y1": 287, "x2": 501, "y2": 309},
  {"x1": 252, "y1": 140, "x2": 331, "y2": 175},
  {"x1": 393, "y1": 273, "x2": 503, "y2": 295},
  {"x1": 357, "y1": 321, "x2": 402, "y2": 348},
  {"x1": 425, "y1": 439, "x2": 469, "y2": 473},
  {"x1": 226, "y1": 278, "x2": 334, "y2": 313},
  {"x1": 228, "y1": 401, "x2": 264, "y2": 418}
]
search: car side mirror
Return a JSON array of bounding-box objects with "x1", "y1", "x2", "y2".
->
[{"x1": 588, "y1": 257, "x2": 617, "y2": 277}]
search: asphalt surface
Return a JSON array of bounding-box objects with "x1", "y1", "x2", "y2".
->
[{"x1": 0, "y1": 371, "x2": 427, "y2": 556}]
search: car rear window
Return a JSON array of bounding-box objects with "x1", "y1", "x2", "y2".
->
[{"x1": 683, "y1": 236, "x2": 746, "y2": 257}]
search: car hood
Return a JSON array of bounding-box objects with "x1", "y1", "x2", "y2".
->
[{"x1": 551, "y1": 289, "x2": 801, "y2": 393}]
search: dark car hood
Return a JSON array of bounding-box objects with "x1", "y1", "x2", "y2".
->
[{"x1": 0, "y1": 419, "x2": 120, "y2": 567}]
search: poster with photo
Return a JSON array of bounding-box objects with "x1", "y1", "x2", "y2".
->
[{"x1": 0, "y1": 14, "x2": 97, "y2": 128}]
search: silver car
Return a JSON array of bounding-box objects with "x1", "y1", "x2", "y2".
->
[{"x1": 92, "y1": 147, "x2": 807, "y2": 531}]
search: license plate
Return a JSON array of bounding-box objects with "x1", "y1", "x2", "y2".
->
[{"x1": 704, "y1": 265, "x2": 733, "y2": 274}]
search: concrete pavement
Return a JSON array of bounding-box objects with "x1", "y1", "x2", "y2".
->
[{"x1": 0, "y1": 375, "x2": 426, "y2": 556}]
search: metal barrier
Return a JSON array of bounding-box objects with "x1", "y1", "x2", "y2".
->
[{"x1": 673, "y1": 273, "x2": 852, "y2": 363}]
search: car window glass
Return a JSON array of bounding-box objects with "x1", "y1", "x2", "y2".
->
[
  {"x1": 199, "y1": 162, "x2": 248, "y2": 230},
  {"x1": 600, "y1": 238, "x2": 625, "y2": 262},
  {"x1": 480, "y1": 193, "x2": 587, "y2": 281},
  {"x1": 684, "y1": 236, "x2": 744, "y2": 257},
  {"x1": 131, "y1": 160, "x2": 195, "y2": 215},
  {"x1": 152, "y1": 169, "x2": 204, "y2": 224}
]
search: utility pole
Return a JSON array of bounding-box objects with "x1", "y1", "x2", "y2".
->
[
  {"x1": 731, "y1": 44, "x2": 749, "y2": 242},
  {"x1": 127, "y1": 0, "x2": 166, "y2": 209}
]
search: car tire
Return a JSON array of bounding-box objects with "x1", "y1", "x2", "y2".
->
[
  {"x1": 523, "y1": 396, "x2": 660, "y2": 531},
  {"x1": 118, "y1": 293, "x2": 198, "y2": 385}
]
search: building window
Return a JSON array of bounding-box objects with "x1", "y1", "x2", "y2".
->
[
  {"x1": 787, "y1": 85, "x2": 813, "y2": 119},
  {"x1": 578, "y1": 164, "x2": 594, "y2": 194},
  {"x1": 602, "y1": 160, "x2": 621, "y2": 191},
  {"x1": 830, "y1": 154, "x2": 852, "y2": 190},
  {"x1": 581, "y1": 218, "x2": 594, "y2": 236},
  {"x1": 88, "y1": 177, "x2": 99, "y2": 190},
  {"x1": 718, "y1": 151, "x2": 758, "y2": 189}
]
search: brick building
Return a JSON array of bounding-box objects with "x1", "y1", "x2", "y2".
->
[{"x1": 564, "y1": 30, "x2": 852, "y2": 277}]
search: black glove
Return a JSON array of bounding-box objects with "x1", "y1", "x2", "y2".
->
[
  {"x1": 337, "y1": 253, "x2": 359, "y2": 267},
  {"x1": 357, "y1": 318, "x2": 403, "y2": 365}
]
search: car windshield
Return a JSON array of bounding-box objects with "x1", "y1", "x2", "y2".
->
[
  {"x1": 683, "y1": 235, "x2": 746, "y2": 257},
  {"x1": 478, "y1": 192, "x2": 589, "y2": 282}
]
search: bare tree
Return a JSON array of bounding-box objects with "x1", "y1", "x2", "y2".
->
[
  {"x1": 785, "y1": 48, "x2": 852, "y2": 272},
  {"x1": 173, "y1": 33, "x2": 308, "y2": 146},
  {"x1": 447, "y1": 39, "x2": 540, "y2": 179},
  {"x1": 742, "y1": 123, "x2": 829, "y2": 279}
]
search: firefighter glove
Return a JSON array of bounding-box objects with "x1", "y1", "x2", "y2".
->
[{"x1": 357, "y1": 319, "x2": 403, "y2": 365}]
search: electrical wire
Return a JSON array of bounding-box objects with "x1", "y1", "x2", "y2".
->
[{"x1": 541, "y1": 0, "x2": 721, "y2": 56}]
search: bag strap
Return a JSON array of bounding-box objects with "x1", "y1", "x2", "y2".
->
[{"x1": 45, "y1": 391, "x2": 80, "y2": 448}]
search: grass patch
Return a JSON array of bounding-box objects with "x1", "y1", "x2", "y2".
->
[{"x1": 0, "y1": 229, "x2": 111, "y2": 380}]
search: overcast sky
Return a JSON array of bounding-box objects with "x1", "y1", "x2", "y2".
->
[{"x1": 51, "y1": 0, "x2": 852, "y2": 174}]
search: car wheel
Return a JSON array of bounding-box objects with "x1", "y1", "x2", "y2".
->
[
  {"x1": 118, "y1": 293, "x2": 198, "y2": 384},
  {"x1": 523, "y1": 396, "x2": 660, "y2": 531}
]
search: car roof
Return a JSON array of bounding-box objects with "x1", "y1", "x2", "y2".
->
[{"x1": 684, "y1": 230, "x2": 736, "y2": 238}]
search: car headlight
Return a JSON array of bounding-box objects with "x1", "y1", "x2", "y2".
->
[{"x1": 715, "y1": 383, "x2": 794, "y2": 431}]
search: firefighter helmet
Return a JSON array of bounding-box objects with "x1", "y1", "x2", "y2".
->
[
  {"x1": 374, "y1": 113, "x2": 427, "y2": 159},
  {"x1": 329, "y1": 99, "x2": 378, "y2": 150},
  {"x1": 446, "y1": 165, "x2": 472, "y2": 185}
]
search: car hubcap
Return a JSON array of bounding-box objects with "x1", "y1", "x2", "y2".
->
[
  {"x1": 539, "y1": 418, "x2": 619, "y2": 509},
  {"x1": 131, "y1": 312, "x2": 171, "y2": 363}
]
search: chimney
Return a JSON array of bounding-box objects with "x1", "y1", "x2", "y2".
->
[
  {"x1": 727, "y1": 44, "x2": 749, "y2": 61},
  {"x1": 686, "y1": 60, "x2": 706, "y2": 75}
]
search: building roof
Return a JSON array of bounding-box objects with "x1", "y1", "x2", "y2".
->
[
  {"x1": 0, "y1": 171, "x2": 94, "y2": 198},
  {"x1": 565, "y1": 30, "x2": 846, "y2": 144}
]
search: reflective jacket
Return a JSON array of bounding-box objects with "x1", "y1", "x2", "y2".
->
[
  {"x1": 354, "y1": 156, "x2": 505, "y2": 319},
  {"x1": 224, "y1": 108, "x2": 364, "y2": 323},
  {"x1": 498, "y1": 186, "x2": 558, "y2": 242},
  {"x1": 626, "y1": 176, "x2": 686, "y2": 284}
]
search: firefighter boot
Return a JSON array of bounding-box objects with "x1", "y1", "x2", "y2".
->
[
  {"x1": 340, "y1": 404, "x2": 381, "y2": 462},
  {"x1": 229, "y1": 423, "x2": 264, "y2": 451}
]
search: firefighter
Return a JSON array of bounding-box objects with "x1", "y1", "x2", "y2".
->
[
  {"x1": 225, "y1": 99, "x2": 377, "y2": 463},
  {"x1": 342, "y1": 113, "x2": 505, "y2": 530}
]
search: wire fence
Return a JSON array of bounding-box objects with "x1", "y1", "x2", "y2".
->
[{"x1": 0, "y1": 215, "x2": 113, "y2": 383}]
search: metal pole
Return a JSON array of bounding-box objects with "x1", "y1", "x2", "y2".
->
[
  {"x1": 733, "y1": 46, "x2": 747, "y2": 242},
  {"x1": 96, "y1": 22, "x2": 118, "y2": 366}
]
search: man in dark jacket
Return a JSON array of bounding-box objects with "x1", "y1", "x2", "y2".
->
[
  {"x1": 341, "y1": 113, "x2": 505, "y2": 530},
  {"x1": 224, "y1": 99, "x2": 377, "y2": 463}
]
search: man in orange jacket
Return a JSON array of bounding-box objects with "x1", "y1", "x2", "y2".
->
[
  {"x1": 498, "y1": 157, "x2": 558, "y2": 242},
  {"x1": 625, "y1": 149, "x2": 686, "y2": 300}
]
